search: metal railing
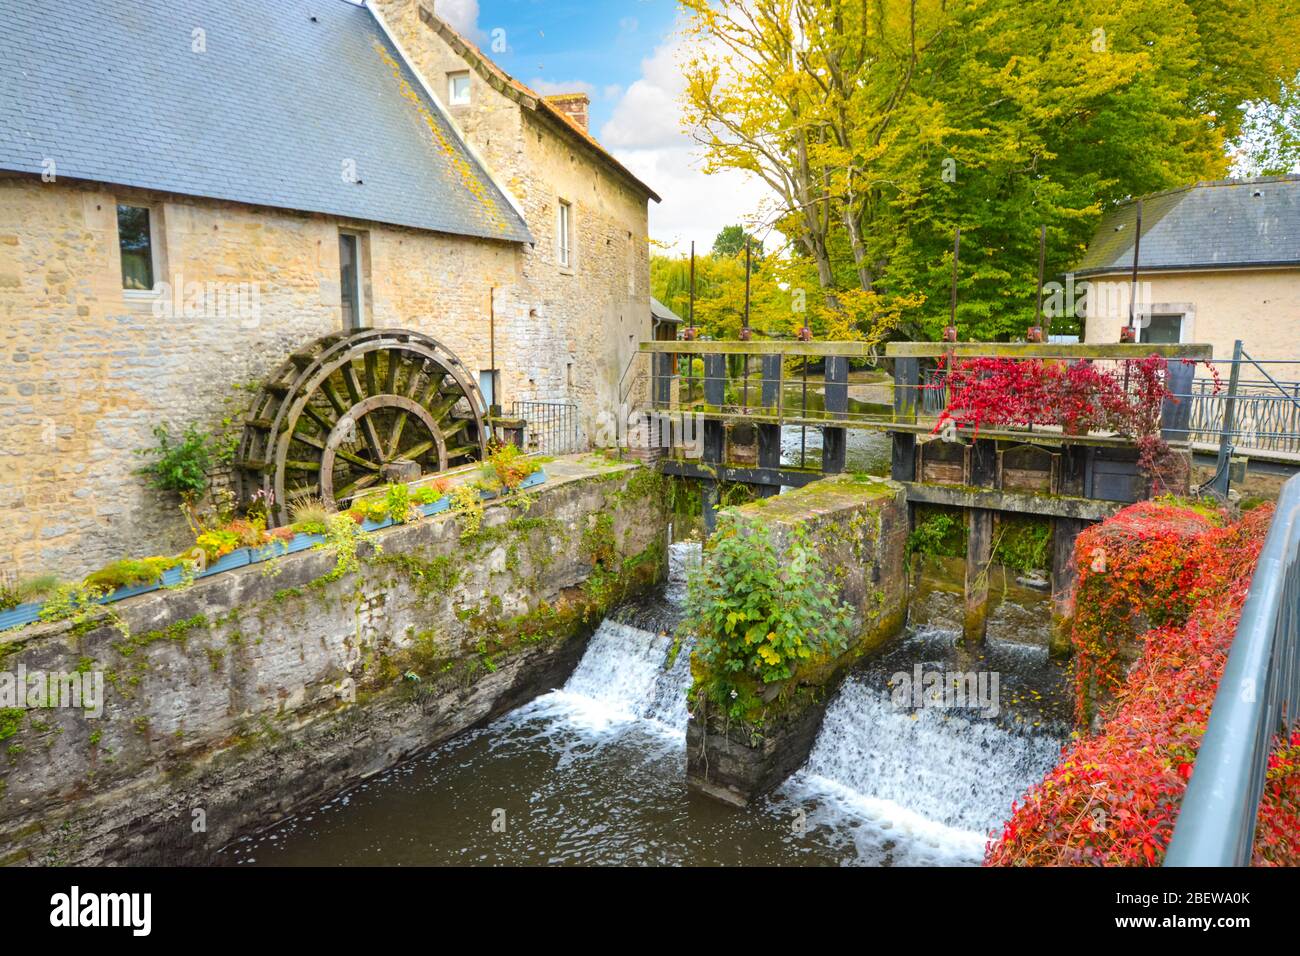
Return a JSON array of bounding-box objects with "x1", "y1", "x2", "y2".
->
[
  {"x1": 1187, "y1": 378, "x2": 1300, "y2": 457},
  {"x1": 1165, "y1": 473, "x2": 1300, "y2": 866},
  {"x1": 511, "y1": 401, "x2": 581, "y2": 456}
]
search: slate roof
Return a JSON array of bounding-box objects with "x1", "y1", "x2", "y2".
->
[
  {"x1": 0, "y1": 0, "x2": 532, "y2": 243},
  {"x1": 1074, "y1": 176, "x2": 1300, "y2": 277},
  {"x1": 650, "y1": 297, "x2": 682, "y2": 323}
]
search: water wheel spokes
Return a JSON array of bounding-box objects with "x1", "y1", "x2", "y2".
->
[{"x1": 236, "y1": 329, "x2": 490, "y2": 525}]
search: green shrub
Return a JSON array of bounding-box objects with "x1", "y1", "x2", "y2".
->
[
  {"x1": 992, "y1": 516, "x2": 1052, "y2": 573},
  {"x1": 83, "y1": 557, "x2": 179, "y2": 591},
  {"x1": 682, "y1": 515, "x2": 854, "y2": 719},
  {"x1": 906, "y1": 508, "x2": 966, "y2": 559},
  {"x1": 0, "y1": 573, "x2": 60, "y2": 611},
  {"x1": 136, "y1": 424, "x2": 214, "y2": 502}
]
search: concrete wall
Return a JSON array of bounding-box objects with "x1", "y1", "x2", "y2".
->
[
  {"x1": 0, "y1": 461, "x2": 669, "y2": 865},
  {"x1": 1082, "y1": 267, "x2": 1300, "y2": 380}
]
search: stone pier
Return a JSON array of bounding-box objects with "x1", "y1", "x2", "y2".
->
[{"x1": 685, "y1": 475, "x2": 909, "y2": 807}]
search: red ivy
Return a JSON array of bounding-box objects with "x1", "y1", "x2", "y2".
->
[
  {"x1": 929, "y1": 356, "x2": 1215, "y2": 493},
  {"x1": 985, "y1": 503, "x2": 1299, "y2": 866}
]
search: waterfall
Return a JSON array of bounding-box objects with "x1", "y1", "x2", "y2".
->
[
  {"x1": 529, "y1": 541, "x2": 700, "y2": 735},
  {"x1": 228, "y1": 535, "x2": 1071, "y2": 867},
  {"x1": 547, "y1": 620, "x2": 693, "y2": 733},
  {"x1": 780, "y1": 674, "x2": 1064, "y2": 866}
]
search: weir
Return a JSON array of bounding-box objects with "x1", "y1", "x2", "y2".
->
[{"x1": 638, "y1": 338, "x2": 1213, "y2": 645}]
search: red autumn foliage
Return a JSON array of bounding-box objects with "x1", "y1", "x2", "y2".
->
[
  {"x1": 929, "y1": 355, "x2": 1212, "y2": 493},
  {"x1": 985, "y1": 501, "x2": 1300, "y2": 866},
  {"x1": 1066, "y1": 501, "x2": 1218, "y2": 724},
  {"x1": 932, "y1": 354, "x2": 1171, "y2": 438}
]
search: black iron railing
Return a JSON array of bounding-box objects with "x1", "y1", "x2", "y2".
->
[{"x1": 511, "y1": 401, "x2": 580, "y2": 456}]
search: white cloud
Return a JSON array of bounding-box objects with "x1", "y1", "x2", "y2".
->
[
  {"x1": 599, "y1": 31, "x2": 775, "y2": 254},
  {"x1": 433, "y1": 0, "x2": 486, "y2": 44},
  {"x1": 527, "y1": 78, "x2": 598, "y2": 99}
]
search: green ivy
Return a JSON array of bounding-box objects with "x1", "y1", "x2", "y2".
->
[
  {"x1": 905, "y1": 507, "x2": 966, "y2": 559},
  {"x1": 992, "y1": 515, "x2": 1052, "y2": 574}
]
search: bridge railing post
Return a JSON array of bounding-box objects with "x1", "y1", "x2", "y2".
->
[{"x1": 823, "y1": 355, "x2": 848, "y2": 474}]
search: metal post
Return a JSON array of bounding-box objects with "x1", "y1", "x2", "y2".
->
[
  {"x1": 950, "y1": 227, "x2": 961, "y2": 330},
  {"x1": 488, "y1": 286, "x2": 499, "y2": 417},
  {"x1": 1210, "y1": 340, "x2": 1243, "y2": 498},
  {"x1": 1128, "y1": 199, "x2": 1143, "y2": 336},
  {"x1": 1036, "y1": 224, "x2": 1048, "y2": 336},
  {"x1": 742, "y1": 240, "x2": 751, "y2": 410}
]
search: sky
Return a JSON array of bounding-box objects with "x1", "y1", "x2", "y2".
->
[{"x1": 431, "y1": 0, "x2": 771, "y2": 253}]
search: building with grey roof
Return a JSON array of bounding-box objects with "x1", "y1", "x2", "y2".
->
[
  {"x1": 1076, "y1": 176, "x2": 1300, "y2": 380},
  {"x1": 0, "y1": 0, "x2": 657, "y2": 579},
  {"x1": 0, "y1": 0, "x2": 531, "y2": 243}
]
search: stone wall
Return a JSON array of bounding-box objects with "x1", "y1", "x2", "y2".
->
[
  {"x1": 0, "y1": 152, "x2": 648, "y2": 580},
  {"x1": 0, "y1": 4, "x2": 652, "y2": 582},
  {"x1": 685, "y1": 476, "x2": 909, "y2": 806},
  {"x1": 372, "y1": 0, "x2": 654, "y2": 425},
  {"x1": 0, "y1": 460, "x2": 670, "y2": 865}
]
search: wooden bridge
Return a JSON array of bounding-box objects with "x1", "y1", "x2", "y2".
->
[{"x1": 634, "y1": 338, "x2": 1213, "y2": 645}]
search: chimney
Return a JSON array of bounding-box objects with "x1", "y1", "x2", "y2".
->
[{"x1": 545, "y1": 93, "x2": 590, "y2": 132}]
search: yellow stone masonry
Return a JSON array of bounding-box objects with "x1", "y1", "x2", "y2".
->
[{"x1": 0, "y1": 9, "x2": 652, "y2": 579}]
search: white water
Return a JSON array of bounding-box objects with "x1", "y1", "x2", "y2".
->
[
  {"x1": 546, "y1": 620, "x2": 693, "y2": 734},
  {"x1": 780, "y1": 676, "x2": 1064, "y2": 866},
  {"x1": 522, "y1": 540, "x2": 698, "y2": 736},
  {"x1": 516, "y1": 539, "x2": 1060, "y2": 866}
]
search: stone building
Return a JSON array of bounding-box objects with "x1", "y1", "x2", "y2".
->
[
  {"x1": 0, "y1": 0, "x2": 658, "y2": 579},
  {"x1": 1077, "y1": 176, "x2": 1300, "y2": 379}
]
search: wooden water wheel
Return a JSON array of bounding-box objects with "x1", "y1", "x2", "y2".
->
[{"x1": 236, "y1": 328, "x2": 489, "y2": 525}]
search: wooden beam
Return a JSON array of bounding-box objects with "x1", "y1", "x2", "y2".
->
[
  {"x1": 639, "y1": 340, "x2": 880, "y2": 357},
  {"x1": 902, "y1": 482, "x2": 1123, "y2": 520},
  {"x1": 885, "y1": 341, "x2": 1213, "y2": 360},
  {"x1": 641, "y1": 340, "x2": 1213, "y2": 360},
  {"x1": 963, "y1": 440, "x2": 998, "y2": 645},
  {"x1": 656, "y1": 459, "x2": 824, "y2": 488}
]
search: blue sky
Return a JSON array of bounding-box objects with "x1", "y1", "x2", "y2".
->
[
  {"x1": 432, "y1": 0, "x2": 769, "y2": 250},
  {"x1": 476, "y1": 0, "x2": 679, "y2": 133}
]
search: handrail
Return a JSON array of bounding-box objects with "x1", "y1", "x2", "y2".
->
[
  {"x1": 1165, "y1": 473, "x2": 1300, "y2": 866},
  {"x1": 639, "y1": 339, "x2": 1214, "y2": 360},
  {"x1": 885, "y1": 342, "x2": 1213, "y2": 360}
]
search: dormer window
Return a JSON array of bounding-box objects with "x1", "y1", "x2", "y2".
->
[{"x1": 448, "y1": 71, "x2": 471, "y2": 106}]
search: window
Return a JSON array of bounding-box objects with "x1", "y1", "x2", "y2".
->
[
  {"x1": 448, "y1": 71, "x2": 471, "y2": 106},
  {"x1": 117, "y1": 204, "x2": 155, "y2": 291},
  {"x1": 339, "y1": 232, "x2": 363, "y2": 329},
  {"x1": 557, "y1": 199, "x2": 573, "y2": 269},
  {"x1": 1139, "y1": 314, "x2": 1183, "y2": 345}
]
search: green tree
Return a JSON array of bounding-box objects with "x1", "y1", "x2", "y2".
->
[
  {"x1": 681, "y1": 0, "x2": 1300, "y2": 342},
  {"x1": 1231, "y1": 71, "x2": 1300, "y2": 176},
  {"x1": 711, "y1": 224, "x2": 757, "y2": 258}
]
